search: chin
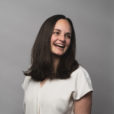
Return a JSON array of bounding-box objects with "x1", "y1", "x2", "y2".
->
[{"x1": 52, "y1": 52, "x2": 65, "y2": 57}]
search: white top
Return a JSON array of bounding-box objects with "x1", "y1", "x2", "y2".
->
[{"x1": 22, "y1": 65, "x2": 93, "y2": 114}]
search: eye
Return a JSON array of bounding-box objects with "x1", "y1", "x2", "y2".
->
[
  {"x1": 65, "y1": 34, "x2": 71, "y2": 39},
  {"x1": 53, "y1": 31, "x2": 60, "y2": 35}
]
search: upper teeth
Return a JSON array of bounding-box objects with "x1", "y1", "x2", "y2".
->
[
  {"x1": 57, "y1": 44, "x2": 64, "y2": 46},
  {"x1": 56, "y1": 44, "x2": 64, "y2": 47}
]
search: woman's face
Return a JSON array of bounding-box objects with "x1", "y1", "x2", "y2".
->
[{"x1": 50, "y1": 19, "x2": 71, "y2": 56}]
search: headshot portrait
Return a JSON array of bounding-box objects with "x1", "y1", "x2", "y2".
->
[{"x1": 0, "y1": 0, "x2": 113, "y2": 114}]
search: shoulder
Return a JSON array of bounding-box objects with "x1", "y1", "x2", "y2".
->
[
  {"x1": 71, "y1": 65, "x2": 90, "y2": 77},
  {"x1": 70, "y1": 65, "x2": 92, "y2": 84},
  {"x1": 22, "y1": 76, "x2": 32, "y2": 91},
  {"x1": 71, "y1": 65, "x2": 93, "y2": 100}
]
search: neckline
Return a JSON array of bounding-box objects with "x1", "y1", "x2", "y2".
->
[{"x1": 39, "y1": 79, "x2": 49, "y2": 88}]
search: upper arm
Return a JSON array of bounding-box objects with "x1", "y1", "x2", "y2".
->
[{"x1": 74, "y1": 91, "x2": 93, "y2": 114}]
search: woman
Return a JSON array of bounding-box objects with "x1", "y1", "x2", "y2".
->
[{"x1": 22, "y1": 14, "x2": 93, "y2": 114}]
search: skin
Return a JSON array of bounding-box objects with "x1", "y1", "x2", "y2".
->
[
  {"x1": 50, "y1": 19, "x2": 71, "y2": 70},
  {"x1": 51, "y1": 19, "x2": 71, "y2": 56},
  {"x1": 41, "y1": 19, "x2": 93, "y2": 114},
  {"x1": 74, "y1": 92, "x2": 93, "y2": 114}
]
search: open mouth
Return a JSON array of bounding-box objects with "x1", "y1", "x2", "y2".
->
[{"x1": 54, "y1": 43, "x2": 65, "y2": 48}]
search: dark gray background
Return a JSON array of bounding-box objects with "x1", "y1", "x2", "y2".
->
[{"x1": 0, "y1": 0, "x2": 113, "y2": 114}]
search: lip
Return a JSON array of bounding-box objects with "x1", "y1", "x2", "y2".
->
[{"x1": 54, "y1": 43, "x2": 65, "y2": 48}]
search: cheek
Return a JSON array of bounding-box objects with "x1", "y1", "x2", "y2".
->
[
  {"x1": 50, "y1": 37, "x2": 53, "y2": 47},
  {"x1": 50, "y1": 36, "x2": 56, "y2": 45},
  {"x1": 66, "y1": 40, "x2": 71, "y2": 47}
]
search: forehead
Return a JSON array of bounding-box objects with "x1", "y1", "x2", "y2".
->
[{"x1": 54, "y1": 19, "x2": 71, "y2": 33}]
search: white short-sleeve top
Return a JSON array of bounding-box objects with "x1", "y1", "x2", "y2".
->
[{"x1": 22, "y1": 65, "x2": 93, "y2": 114}]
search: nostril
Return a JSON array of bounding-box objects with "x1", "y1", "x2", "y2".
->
[
  {"x1": 59, "y1": 39, "x2": 65, "y2": 43},
  {"x1": 60, "y1": 37, "x2": 65, "y2": 41}
]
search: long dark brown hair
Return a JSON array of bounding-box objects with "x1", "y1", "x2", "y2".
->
[{"x1": 24, "y1": 14, "x2": 79, "y2": 81}]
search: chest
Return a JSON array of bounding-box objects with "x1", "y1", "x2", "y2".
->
[{"x1": 25, "y1": 78, "x2": 75, "y2": 111}]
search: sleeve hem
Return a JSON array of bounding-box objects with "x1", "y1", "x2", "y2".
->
[{"x1": 73, "y1": 88, "x2": 93, "y2": 101}]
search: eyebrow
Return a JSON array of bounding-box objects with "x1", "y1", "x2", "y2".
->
[
  {"x1": 54, "y1": 29, "x2": 71, "y2": 34},
  {"x1": 53, "y1": 29, "x2": 61, "y2": 32}
]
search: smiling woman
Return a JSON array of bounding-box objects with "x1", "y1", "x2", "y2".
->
[
  {"x1": 22, "y1": 14, "x2": 93, "y2": 114},
  {"x1": 51, "y1": 19, "x2": 71, "y2": 56}
]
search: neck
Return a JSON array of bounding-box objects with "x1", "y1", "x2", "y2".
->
[{"x1": 52, "y1": 54, "x2": 60, "y2": 72}]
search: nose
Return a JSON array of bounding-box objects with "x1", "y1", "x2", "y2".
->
[{"x1": 59, "y1": 34, "x2": 65, "y2": 42}]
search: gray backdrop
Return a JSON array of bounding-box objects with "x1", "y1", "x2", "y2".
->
[{"x1": 0, "y1": 0, "x2": 113, "y2": 114}]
